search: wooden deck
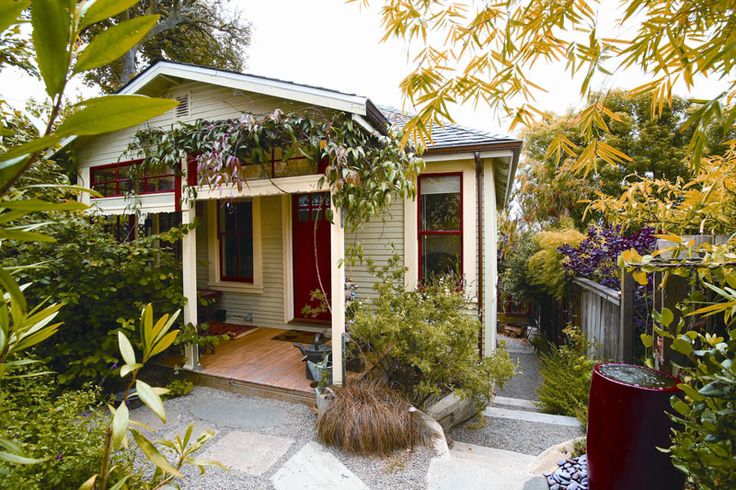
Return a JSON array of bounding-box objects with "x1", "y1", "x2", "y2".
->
[{"x1": 158, "y1": 327, "x2": 317, "y2": 405}]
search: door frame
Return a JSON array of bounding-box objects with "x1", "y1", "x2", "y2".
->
[{"x1": 282, "y1": 194, "x2": 294, "y2": 322}]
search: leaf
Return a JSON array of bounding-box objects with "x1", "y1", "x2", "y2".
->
[
  {"x1": 107, "y1": 476, "x2": 130, "y2": 490},
  {"x1": 31, "y1": 0, "x2": 72, "y2": 97},
  {"x1": 671, "y1": 338, "x2": 693, "y2": 356},
  {"x1": 80, "y1": 0, "x2": 141, "y2": 29},
  {"x1": 660, "y1": 308, "x2": 674, "y2": 327},
  {"x1": 111, "y1": 401, "x2": 129, "y2": 450},
  {"x1": 117, "y1": 331, "x2": 136, "y2": 365},
  {"x1": 147, "y1": 330, "x2": 179, "y2": 360},
  {"x1": 0, "y1": 228, "x2": 57, "y2": 242},
  {"x1": 136, "y1": 379, "x2": 166, "y2": 423},
  {"x1": 74, "y1": 15, "x2": 159, "y2": 74},
  {"x1": 0, "y1": 134, "x2": 63, "y2": 163},
  {"x1": 0, "y1": 450, "x2": 44, "y2": 465},
  {"x1": 129, "y1": 429, "x2": 182, "y2": 477},
  {"x1": 677, "y1": 383, "x2": 704, "y2": 402},
  {"x1": 0, "y1": 267, "x2": 25, "y2": 311},
  {"x1": 57, "y1": 96, "x2": 179, "y2": 136},
  {"x1": 79, "y1": 474, "x2": 97, "y2": 490},
  {"x1": 120, "y1": 363, "x2": 142, "y2": 377},
  {"x1": 0, "y1": 0, "x2": 30, "y2": 33},
  {"x1": 0, "y1": 199, "x2": 88, "y2": 212},
  {"x1": 640, "y1": 333, "x2": 653, "y2": 348},
  {"x1": 632, "y1": 270, "x2": 648, "y2": 286}
]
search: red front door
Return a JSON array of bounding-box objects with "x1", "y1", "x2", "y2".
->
[{"x1": 292, "y1": 193, "x2": 331, "y2": 322}]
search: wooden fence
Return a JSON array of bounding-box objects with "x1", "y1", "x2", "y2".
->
[{"x1": 570, "y1": 276, "x2": 634, "y2": 362}]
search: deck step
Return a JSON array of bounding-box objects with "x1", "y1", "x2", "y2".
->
[
  {"x1": 493, "y1": 396, "x2": 541, "y2": 412},
  {"x1": 484, "y1": 406, "x2": 580, "y2": 427}
]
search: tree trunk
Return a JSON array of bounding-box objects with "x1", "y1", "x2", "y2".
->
[{"x1": 120, "y1": 48, "x2": 137, "y2": 87}]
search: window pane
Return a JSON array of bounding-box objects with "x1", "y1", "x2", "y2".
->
[
  {"x1": 222, "y1": 235, "x2": 239, "y2": 277},
  {"x1": 93, "y1": 167, "x2": 116, "y2": 183},
  {"x1": 220, "y1": 202, "x2": 238, "y2": 230},
  {"x1": 420, "y1": 175, "x2": 461, "y2": 231},
  {"x1": 421, "y1": 235, "x2": 461, "y2": 277},
  {"x1": 239, "y1": 236, "x2": 253, "y2": 278},
  {"x1": 236, "y1": 201, "x2": 252, "y2": 234}
]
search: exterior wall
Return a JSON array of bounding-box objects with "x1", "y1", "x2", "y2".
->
[
  {"x1": 76, "y1": 80, "x2": 309, "y2": 214},
  {"x1": 196, "y1": 195, "x2": 294, "y2": 330},
  {"x1": 346, "y1": 199, "x2": 405, "y2": 301}
]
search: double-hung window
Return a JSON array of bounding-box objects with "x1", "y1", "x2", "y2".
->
[
  {"x1": 218, "y1": 200, "x2": 254, "y2": 282},
  {"x1": 418, "y1": 173, "x2": 463, "y2": 280}
]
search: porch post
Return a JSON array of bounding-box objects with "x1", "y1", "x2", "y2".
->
[
  {"x1": 482, "y1": 159, "x2": 498, "y2": 356},
  {"x1": 182, "y1": 199, "x2": 200, "y2": 370},
  {"x1": 330, "y1": 198, "x2": 345, "y2": 386}
]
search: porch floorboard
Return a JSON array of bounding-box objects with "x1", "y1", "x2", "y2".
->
[{"x1": 202, "y1": 327, "x2": 312, "y2": 392}]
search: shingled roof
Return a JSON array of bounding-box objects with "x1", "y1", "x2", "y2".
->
[{"x1": 378, "y1": 106, "x2": 521, "y2": 151}]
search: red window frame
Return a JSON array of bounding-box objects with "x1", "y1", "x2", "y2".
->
[
  {"x1": 217, "y1": 200, "x2": 254, "y2": 283},
  {"x1": 90, "y1": 160, "x2": 178, "y2": 198},
  {"x1": 417, "y1": 172, "x2": 463, "y2": 281}
]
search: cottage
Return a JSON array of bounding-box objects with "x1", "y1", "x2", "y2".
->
[{"x1": 65, "y1": 61, "x2": 520, "y2": 398}]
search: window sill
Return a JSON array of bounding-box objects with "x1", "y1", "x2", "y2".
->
[{"x1": 207, "y1": 281, "x2": 263, "y2": 294}]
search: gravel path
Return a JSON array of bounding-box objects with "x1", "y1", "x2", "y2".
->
[
  {"x1": 451, "y1": 417, "x2": 583, "y2": 456},
  {"x1": 130, "y1": 386, "x2": 434, "y2": 489},
  {"x1": 498, "y1": 334, "x2": 542, "y2": 401}
]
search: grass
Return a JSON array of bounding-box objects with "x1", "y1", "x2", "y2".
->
[{"x1": 316, "y1": 380, "x2": 432, "y2": 455}]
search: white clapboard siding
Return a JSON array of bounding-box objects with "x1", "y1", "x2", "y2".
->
[
  {"x1": 196, "y1": 196, "x2": 288, "y2": 328},
  {"x1": 346, "y1": 199, "x2": 405, "y2": 300},
  {"x1": 76, "y1": 81, "x2": 309, "y2": 169}
]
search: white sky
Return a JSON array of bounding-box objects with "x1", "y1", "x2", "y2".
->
[{"x1": 0, "y1": 0, "x2": 730, "y2": 137}]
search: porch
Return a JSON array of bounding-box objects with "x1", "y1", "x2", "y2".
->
[
  {"x1": 179, "y1": 173, "x2": 347, "y2": 387},
  {"x1": 160, "y1": 326, "x2": 330, "y2": 405}
]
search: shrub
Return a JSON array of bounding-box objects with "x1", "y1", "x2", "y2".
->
[
  {"x1": 528, "y1": 228, "x2": 585, "y2": 300},
  {"x1": 163, "y1": 379, "x2": 195, "y2": 399},
  {"x1": 499, "y1": 230, "x2": 541, "y2": 303},
  {"x1": 317, "y1": 381, "x2": 431, "y2": 455},
  {"x1": 350, "y1": 255, "x2": 515, "y2": 409},
  {"x1": 0, "y1": 216, "x2": 188, "y2": 387},
  {"x1": 0, "y1": 371, "x2": 136, "y2": 488},
  {"x1": 537, "y1": 325, "x2": 595, "y2": 427}
]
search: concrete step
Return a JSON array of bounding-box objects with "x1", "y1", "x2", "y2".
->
[
  {"x1": 493, "y1": 396, "x2": 542, "y2": 413},
  {"x1": 427, "y1": 441, "x2": 548, "y2": 490},
  {"x1": 484, "y1": 406, "x2": 580, "y2": 428}
]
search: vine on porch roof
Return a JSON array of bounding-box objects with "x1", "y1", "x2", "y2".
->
[{"x1": 123, "y1": 109, "x2": 424, "y2": 237}]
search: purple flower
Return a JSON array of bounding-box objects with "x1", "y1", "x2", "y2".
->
[
  {"x1": 81, "y1": 411, "x2": 90, "y2": 418},
  {"x1": 56, "y1": 452, "x2": 63, "y2": 462},
  {"x1": 111, "y1": 362, "x2": 119, "y2": 370}
]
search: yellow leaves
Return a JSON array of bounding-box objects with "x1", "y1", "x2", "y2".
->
[{"x1": 632, "y1": 270, "x2": 649, "y2": 285}]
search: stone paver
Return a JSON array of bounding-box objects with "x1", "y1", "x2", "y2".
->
[
  {"x1": 201, "y1": 430, "x2": 293, "y2": 476},
  {"x1": 189, "y1": 396, "x2": 290, "y2": 429},
  {"x1": 271, "y1": 441, "x2": 369, "y2": 490},
  {"x1": 428, "y1": 442, "x2": 547, "y2": 490}
]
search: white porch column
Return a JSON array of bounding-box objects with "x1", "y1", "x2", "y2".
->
[
  {"x1": 482, "y1": 159, "x2": 498, "y2": 356},
  {"x1": 182, "y1": 200, "x2": 200, "y2": 370},
  {"x1": 330, "y1": 199, "x2": 346, "y2": 386}
]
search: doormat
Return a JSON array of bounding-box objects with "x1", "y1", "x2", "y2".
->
[
  {"x1": 272, "y1": 330, "x2": 323, "y2": 344},
  {"x1": 207, "y1": 323, "x2": 258, "y2": 339}
]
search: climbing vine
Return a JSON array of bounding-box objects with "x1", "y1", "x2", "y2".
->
[{"x1": 124, "y1": 109, "x2": 424, "y2": 236}]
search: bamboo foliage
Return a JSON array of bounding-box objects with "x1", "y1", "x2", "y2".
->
[{"x1": 358, "y1": 0, "x2": 736, "y2": 173}]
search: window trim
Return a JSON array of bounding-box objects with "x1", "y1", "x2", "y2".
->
[
  {"x1": 90, "y1": 159, "x2": 178, "y2": 198},
  {"x1": 206, "y1": 199, "x2": 263, "y2": 293},
  {"x1": 217, "y1": 199, "x2": 255, "y2": 283},
  {"x1": 417, "y1": 171, "x2": 464, "y2": 282}
]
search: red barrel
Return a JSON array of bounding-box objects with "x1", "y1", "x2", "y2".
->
[{"x1": 587, "y1": 363, "x2": 683, "y2": 490}]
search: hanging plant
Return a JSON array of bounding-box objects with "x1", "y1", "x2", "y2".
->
[{"x1": 123, "y1": 109, "x2": 424, "y2": 235}]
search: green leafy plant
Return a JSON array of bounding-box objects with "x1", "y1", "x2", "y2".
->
[
  {"x1": 622, "y1": 239, "x2": 736, "y2": 487},
  {"x1": 0, "y1": 369, "x2": 137, "y2": 488},
  {"x1": 0, "y1": 216, "x2": 188, "y2": 387},
  {"x1": 537, "y1": 325, "x2": 595, "y2": 428},
  {"x1": 84, "y1": 303, "x2": 219, "y2": 490},
  {"x1": 350, "y1": 255, "x2": 515, "y2": 409},
  {"x1": 162, "y1": 379, "x2": 194, "y2": 399},
  {"x1": 528, "y1": 227, "x2": 586, "y2": 300}
]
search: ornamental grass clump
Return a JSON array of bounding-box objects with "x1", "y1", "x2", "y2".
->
[
  {"x1": 316, "y1": 381, "x2": 431, "y2": 455},
  {"x1": 537, "y1": 325, "x2": 595, "y2": 428}
]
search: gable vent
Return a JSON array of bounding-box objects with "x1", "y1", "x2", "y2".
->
[{"x1": 174, "y1": 93, "x2": 190, "y2": 119}]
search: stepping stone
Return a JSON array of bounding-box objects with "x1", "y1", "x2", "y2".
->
[
  {"x1": 271, "y1": 442, "x2": 368, "y2": 490},
  {"x1": 202, "y1": 431, "x2": 293, "y2": 476},
  {"x1": 131, "y1": 405, "x2": 183, "y2": 433},
  {"x1": 189, "y1": 397, "x2": 289, "y2": 429}
]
